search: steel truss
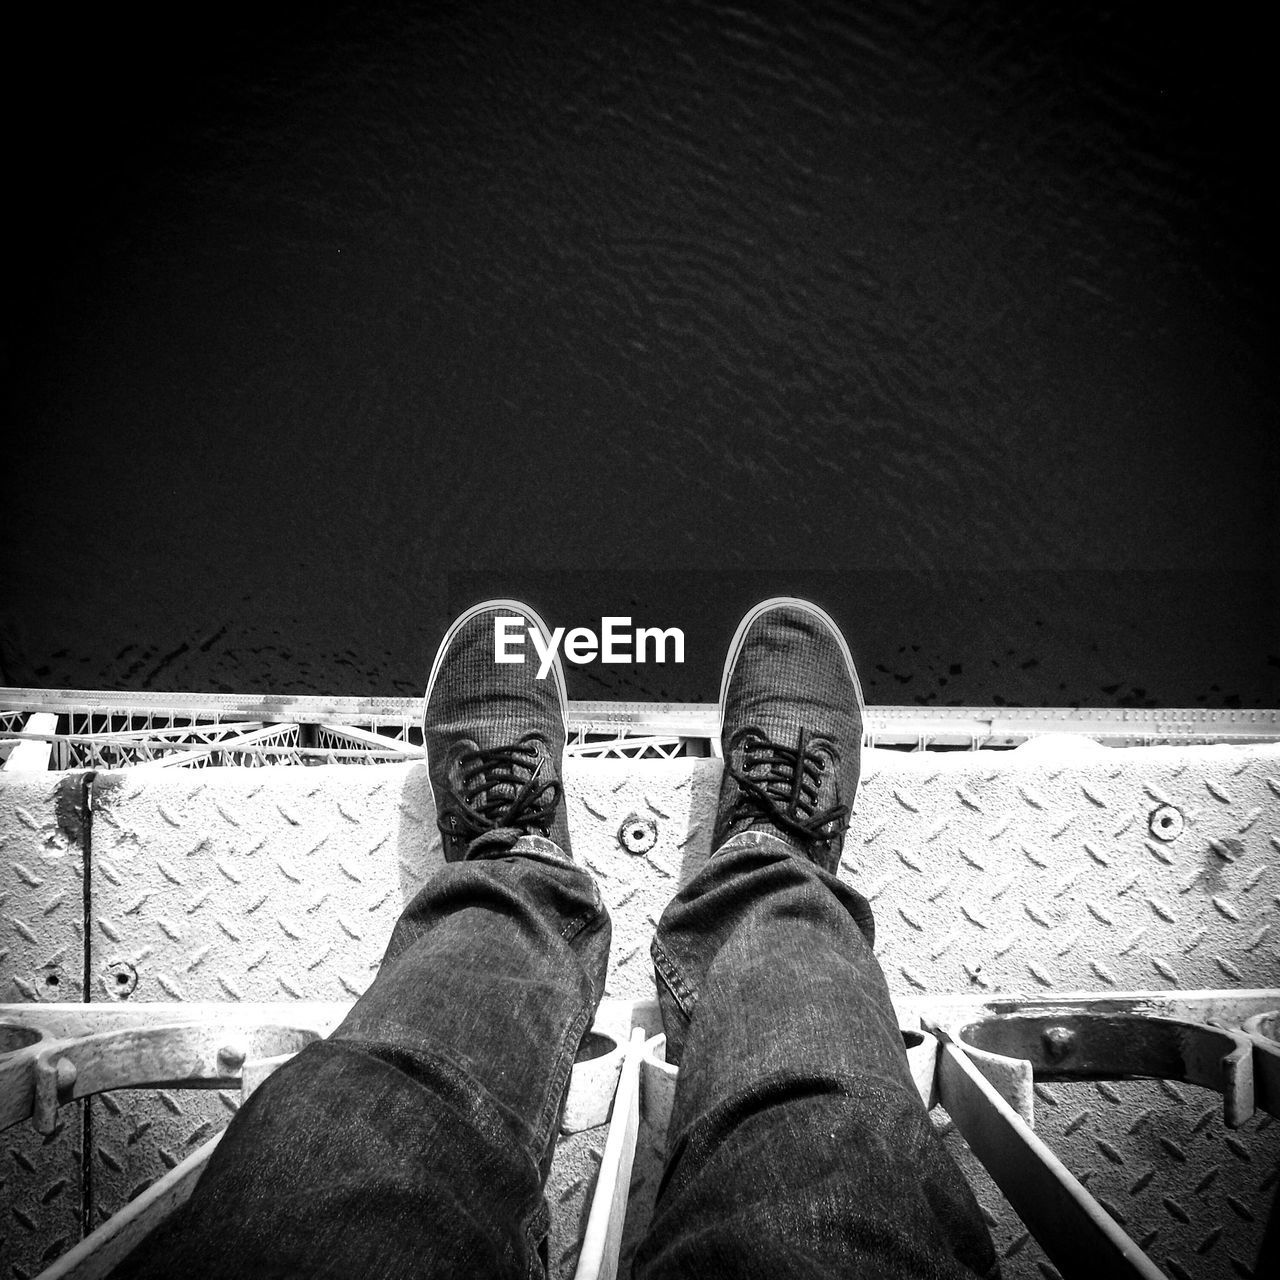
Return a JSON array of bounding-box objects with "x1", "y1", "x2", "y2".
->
[{"x1": 3, "y1": 689, "x2": 1278, "y2": 771}]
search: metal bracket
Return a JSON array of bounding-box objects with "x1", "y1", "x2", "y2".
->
[
  {"x1": 26, "y1": 1023, "x2": 322, "y2": 1133},
  {"x1": 929, "y1": 1010, "x2": 1256, "y2": 1129}
]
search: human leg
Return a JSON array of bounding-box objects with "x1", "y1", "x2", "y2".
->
[
  {"x1": 636, "y1": 599, "x2": 996, "y2": 1279},
  {"x1": 118, "y1": 602, "x2": 609, "y2": 1280}
]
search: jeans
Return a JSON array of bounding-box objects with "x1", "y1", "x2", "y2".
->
[{"x1": 116, "y1": 830, "x2": 997, "y2": 1279}]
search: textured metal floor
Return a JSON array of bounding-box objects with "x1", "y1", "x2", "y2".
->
[{"x1": 3, "y1": 740, "x2": 1278, "y2": 1277}]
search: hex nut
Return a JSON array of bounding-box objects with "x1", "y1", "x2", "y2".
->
[
  {"x1": 619, "y1": 814, "x2": 658, "y2": 855},
  {"x1": 1148, "y1": 805, "x2": 1184, "y2": 842}
]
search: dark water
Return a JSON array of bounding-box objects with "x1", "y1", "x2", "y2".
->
[{"x1": 4, "y1": 1, "x2": 1276, "y2": 707}]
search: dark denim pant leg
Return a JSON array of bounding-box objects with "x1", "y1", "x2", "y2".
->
[
  {"x1": 117, "y1": 835, "x2": 611, "y2": 1280},
  {"x1": 636, "y1": 830, "x2": 997, "y2": 1280}
]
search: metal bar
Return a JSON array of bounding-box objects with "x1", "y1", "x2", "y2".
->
[
  {"x1": 0, "y1": 722, "x2": 266, "y2": 745},
  {"x1": 223, "y1": 746, "x2": 418, "y2": 761},
  {"x1": 892, "y1": 988, "x2": 1280, "y2": 1033},
  {"x1": 314, "y1": 723, "x2": 422, "y2": 755},
  {"x1": 0, "y1": 689, "x2": 418, "y2": 721},
  {"x1": 0, "y1": 1002, "x2": 349, "y2": 1038},
  {"x1": 567, "y1": 736, "x2": 686, "y2": 758}
]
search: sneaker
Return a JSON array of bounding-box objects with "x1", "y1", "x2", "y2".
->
[
  {"x1": 712, "y1": 597, "x2": 865, "y2": 873},
  {"x1": 423, "y1": 600, "x2": 572, "y2": 861}
]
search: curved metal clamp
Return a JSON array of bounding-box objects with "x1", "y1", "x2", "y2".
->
[
  {"x1": 15, "y1": 1023, "x2": 321, "y2": 1133},
  {"x1": 930, "y1": 1009, "x2": 1255, "y2": 1129}
]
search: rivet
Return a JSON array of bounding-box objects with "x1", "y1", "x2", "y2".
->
[
  {"x1": 1149, "y1": 805, "x2": 1184, "y2": 842},
  {"x1": 618, "y1": 814, "x2": 658, "y2": 855}
]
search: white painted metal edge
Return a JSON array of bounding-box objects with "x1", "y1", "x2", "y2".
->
[{"x1": 1, "y1": 712, "x2": 58, "y2": 772}]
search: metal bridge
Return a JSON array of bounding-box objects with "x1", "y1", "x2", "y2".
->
[{"x1": 2, "y1": 691, "x2": 1278, "y2": 1278}]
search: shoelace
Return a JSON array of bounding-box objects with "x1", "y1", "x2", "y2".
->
[
  {"x1": 725, "y1": 725, "x2": 849, "y2": 844},
  {"x1": 437, "y1": 733, "x2": 562, "y2": 840}
]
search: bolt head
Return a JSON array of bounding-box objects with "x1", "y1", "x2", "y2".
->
[
  {"x1": 1041, "y1": 1025, "x2": 1076, "y2": 1061},
  {"x1": 218, "y1": 1042, "x2": 248, "y2": 1070}
]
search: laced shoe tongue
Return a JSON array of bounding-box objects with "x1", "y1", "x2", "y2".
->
[
  {"x1": 731, "y1": 725, "x2": 849, "y2": 843},
  {"x1": 467, "y1": 749, "x2": 532, "y2": 808},
  {"x1": 750, "y1": 727, "x2": 819, "y2": 814},
  {"x1": 440, "y1": 734, "x2": 562, "y2": 840}
]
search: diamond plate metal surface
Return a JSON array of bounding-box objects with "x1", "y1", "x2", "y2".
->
[
  {"x1": 0, "y1": 773, "x2": 86, "y2": 1279},
  {"x1": 577, "y1": 744, "x2": 1280, "y2": 1278},
  {"x1": 584, "y1": 743, "x2": 1280, "y2": 997},
  {"x1": 87, "y1": 766, "x2": 439, "y2": 1005},
  {"x1": 88, "y1": 1088, "x2": 238, "y2": 1232},
  {"x1": 1, "y1": 1116, "x2": 82, "y2": 1280},
  {"x1": 616, "y1": 1106, "x2": 671, "y2": 1276},
  {"x1": 9, "y1": 742, "x2": 1279, "y2": 1275},
  {"x1": 1036, "y1": 1078, "x2": 1274, "y2": 1279},
  {"x1": 937, "y1": 1071, "x2": 1279, "y2": 1280},
  {"x1": 85, "y1": 766, "x2": 440, "y2": 1235},
  {"x1": 1, "y1": 774, "x2": 85, "y2": 1006},
  {"x1": 936, "y1": 1108, "x2": 1060, "y2": 1277},
  {"x1": 547, "y1": 1126, "x2": 608, "y2": 1279},
  {"x1": 573, "y1": 760, "x2": 720, "y2": 1003},
  {"x1": 849, "y1": 745, "x2": 1280, "y2": 998}
]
